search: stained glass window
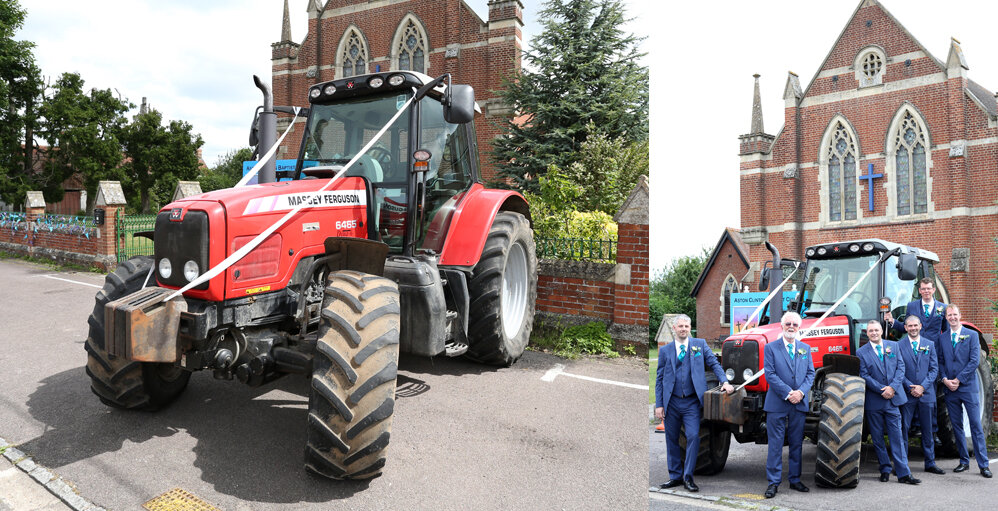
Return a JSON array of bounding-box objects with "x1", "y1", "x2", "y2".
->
[
  {"x1": 396, "y1": 20, "x2": 426, "y2": 73},
  {"x1": 893, "y1": 112, "x2": 928, "y2": 215},
  {"x1": 826, "y1": 122, "x2": 858, "y2": 222},
  {"x1": 340, "y1": 29, "x2": 367, "y2": 78}
]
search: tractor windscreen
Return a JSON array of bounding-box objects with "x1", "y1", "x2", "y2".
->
[{"x1": 801, "y1": 254, "x2": 878, "y2": 320}]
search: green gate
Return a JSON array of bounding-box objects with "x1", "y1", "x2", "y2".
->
[{"x1": 115, "y1": 211, "x2": 157, "y2": 262}]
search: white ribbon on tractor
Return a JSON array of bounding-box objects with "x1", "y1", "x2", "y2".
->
[
  {"x1": 235, "y1": 106, "x2": 301, "y2": 188},
  {"x1": 735, "y1": 257, "x2": 879, "y2": 391},
  {"x1": 166, "y1": 94, "x2": 416, "y2": 300},
  {"x1": 742, "y1": 262, "x2": 801, "y2": 330}
]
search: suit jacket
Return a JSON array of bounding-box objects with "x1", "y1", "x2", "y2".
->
[
  {"x1": 898, "y1": 335, "x2": 938, "y2": 403},
  {"x1": 891, "y1": 299, "x2": 947, "y2": 342},
  {"x1": 937, "y1": 326, "x2": 981, "y2": 397},
  {"x1": 858, "y1": 340, "x2": 908, "y2": 409},
  {"x1": 762, "y1": 337, "x2": 815, "y2": 413},
  {"x1": 655, "y1": 337, "x2": 727, "y2": 411}
]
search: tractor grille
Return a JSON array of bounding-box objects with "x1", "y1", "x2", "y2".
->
[
  {"x1": 722, "y1": 340, "x2": 760, "y2": 385},
  {"x1": 154, "y1": 210, "x2": 209, "y2": 290}
]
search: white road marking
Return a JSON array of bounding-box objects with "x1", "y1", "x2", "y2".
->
[
  {"x1": 39, "y1": 274, "x2": 102, "y2": 289},
  {"x1": 541, "y1": 363, "x2": 648, "y2": 390}
]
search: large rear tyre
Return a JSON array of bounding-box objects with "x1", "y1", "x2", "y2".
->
[
  {"x1": 85, "y1": 256, "x2": 191, "y2": 411},
  {"x1": 305, "y1": 271, "x2": 400, "y2": 480},
  {"x1": 466, "y1": 211, "x2": 537, "y2": 366},
  {"x1": 936, "y1": 348, "x2": 994, "y2": 458},
  {"x1": 814, "y1": 373, "x2": 865, "y2": 488}
]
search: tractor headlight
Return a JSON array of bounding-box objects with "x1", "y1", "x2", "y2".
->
[
  {"x1": 309, "y1": 88, "x2": 321, "y2": 99},
  {"x1": 388, "y1": 74, "x2": 405, "y2": 86},
  {"x1": 183, "y1": 260, "x2": 200, "y2": 282},
  {"x1": 158, "y1": 258, "x2": 172, "y2": 279},
  {"x1": 725, "y1": 368, "x2": 735, "y2": 380},
  {"x1": 743, "y1": 368, "x2": 755, "y2": 382},
  {"x1": 368, "y1": 76, "x2": 384, "y2": 88},
  {"x1": 323, "y1": 84, "x2": 336, "y2": 96}
]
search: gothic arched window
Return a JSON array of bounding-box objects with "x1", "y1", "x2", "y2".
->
[
  {"x1": 337, "y1": 28, "x2": 368, "y2": 78},
  {"x1": 394, "y1": 17, "x2": 427, "y2": 73},
  {"x1": 722, "y1": 275, "x2": 738, "y2": 325},
  {"x1": 892, "y1": 112, "x2": 929, "y2": 216},
  {"x1": 826, "y1": 121, "x2": 858, "y2": 222}
]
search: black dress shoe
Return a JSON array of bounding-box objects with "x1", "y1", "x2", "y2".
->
[
  {"x1": 684, "y1": 477, "x2": 699, "y2": 492},
  {"x1": 789, "y1": 481, "x2": 809, "y2": 492},
  {"x1": 925, "y1": 466, "x2": 946, "y2": 475},
  {"x1": 981, "y1": 467, "x2": 993, "y2": 478},
  {"x1": 898, "y1": 475, "x2": 921, "y2": 485},
  {"x1": 954, "y1": 463, "x2": 970, "y2": 473},
  {"x1": 879, "y1": 472, "x2": 890, "y2": 482},
  {"x1": 764, "y1": 483, "x2": 779, "y2": 498},
  {"x1": 659, "y1": 479, "x2": 683, "y2": 489}
]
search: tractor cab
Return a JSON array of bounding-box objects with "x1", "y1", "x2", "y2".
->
[{"x1": 293, "y1": 72, "x2": 479, "y2": 256}]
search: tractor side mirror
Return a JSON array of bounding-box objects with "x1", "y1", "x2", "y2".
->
[
  {"x1": 444, "y1": 85, "x2": 475, "y2": 124},
  {"x1": 897, "y1": 252, "x2": 917, "y2": 281}
]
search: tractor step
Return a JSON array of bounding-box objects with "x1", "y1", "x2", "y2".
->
[{"x1": 444, "y1": 342, "x2": 468, "y2": 357}]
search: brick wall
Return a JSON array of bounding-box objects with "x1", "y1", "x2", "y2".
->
[
  {"x1": 0, "y1": 205, "x2": 120, "y2": 271},
  {"x1": 535, "y1": 219, "x2": 650, "y2": 354}
]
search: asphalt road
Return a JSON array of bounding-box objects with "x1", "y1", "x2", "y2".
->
[
  {"x1": 648, "y1": 409, "x2": 997, "y2": 510},
  {"x1": 0, "y1": 258, "x2": 648, "y2": 510}
]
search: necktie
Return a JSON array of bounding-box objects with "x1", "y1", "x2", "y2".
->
[
  {"x1": 912, "y1": 340, "x2": 918, "y2": 355},
  {"x1": 787, "y1": 343, "x2": 795, "y2": 359},
  {"x1": 876, "y1": 344, "x2": 883, "y2": 361},
  {"x1": 679, "y1": 344, "x2": 687, "y2": 362},
  {"x1": 952, "y1": 332, "x2": 957, "y2": 348},
  {"x1": 924, "y1": 303, "x2": 930, "y2": 317}
]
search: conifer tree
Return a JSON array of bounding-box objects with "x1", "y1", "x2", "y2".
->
[{"x1": 491, "y1": 0, "x2": 648, "y2": 193}]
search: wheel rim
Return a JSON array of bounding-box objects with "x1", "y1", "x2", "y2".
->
[{"x1": 501, "y1": 242, "x2": 528, "y2": 339}]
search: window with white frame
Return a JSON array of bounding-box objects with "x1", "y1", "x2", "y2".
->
[
  {"x1": 395, "y1": 18, "x2": 427, "y2": 73},
  {"x1": 338, "y1": 28, "x2": 368, "y2": 78},
  {"x1": 826, "y1": 121, "x2": 859, "y2": 222},
  {"x1": 892, "y1": 111, "x2": 929, "y2": 216}
]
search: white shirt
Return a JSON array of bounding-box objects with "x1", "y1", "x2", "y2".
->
[
  {"x1": 907, "y1": 335, "x2": 921, "y2": 351},
  {"x1": 782, "y1": 337, "x2": 797, "y2": 401}
]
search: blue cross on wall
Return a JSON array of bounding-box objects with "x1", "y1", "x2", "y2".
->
[{"x1": 859, "y1": 163, "x2": 884, "y2": 211}]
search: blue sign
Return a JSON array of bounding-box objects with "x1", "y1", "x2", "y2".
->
[
  {"x1": 730, "y1": 291, "x2": 803, "y2": 336},
  {"x1": 241, "y1": 159, "x2": 318, "y2": 184}
]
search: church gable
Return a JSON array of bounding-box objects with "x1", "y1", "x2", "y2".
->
[{"x1": 802, "y1": 0, "x2": 943, "y2": 101}]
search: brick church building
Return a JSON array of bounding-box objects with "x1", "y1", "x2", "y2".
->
[
  {"x1": 697, "y1": 0, "x2": 998, "y2": 339},
  {"x1": 269, "y1": 0, "x2": 522, "y2": 181}
]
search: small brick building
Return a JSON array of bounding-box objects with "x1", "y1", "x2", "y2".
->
[
  {"x1": 270, "y1": 0, "x2": 522, "y2": 181},
  {"x1": 691, "y1": 228, "x2": 751, "y2": 344},
  {"x1": 738, "y1": 0, "x2": 998, "y2": 333}
]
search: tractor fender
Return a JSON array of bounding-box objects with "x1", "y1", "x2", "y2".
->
[
  {"x1": 961, "y1": 321, "x2": 991, "y2": 355},
  {"x1": 437, "y1": 184, "x2": 530, "y2": 268}
]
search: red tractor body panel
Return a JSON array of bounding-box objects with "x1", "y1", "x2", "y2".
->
[
  {"x1": 157, "y1": 177, "x2": 370, "y2": 301},
  {"x1": 437, "y1": 184, "x2": 527, "y2": 267},
  {"x1": 726, "y1": 315, "x2": 852, "y2": 392}
]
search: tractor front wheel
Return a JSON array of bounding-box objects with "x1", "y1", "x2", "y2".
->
[
  {"x1": 814, "y1": 373, "x2": 865, "y2": 488},
  {"x1": 465, "y1": 211, "x2": 537, "y2": 366},
  {"x1": 85, "y1": 256, "x2": 191, "y2": 411},
  {"x1": 305, "y1": 271, "x2": 400, "y2": 480}
]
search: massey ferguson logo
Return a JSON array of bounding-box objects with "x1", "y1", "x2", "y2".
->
[{"x1": 169, "y1": 208, "x2": 183, "y2": 221}]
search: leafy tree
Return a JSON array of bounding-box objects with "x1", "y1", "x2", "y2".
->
[
  {"x1": 120, "y1": 109, "x2": 204, "y2": 213},
  {"x1": 649, "y1": 249, "x2": 710, "y2": 344},
  {"x1": 0, "y1": 0, "x2": 43, "y2": 207},
  {"x1": 199, "y1": 147, "x2": 252, "y2": 192},
  {"x1": 491, "y1": 0, "x2": 648, "y2": 193},
  {"x1": 552, "y1": 127, "x2": 648, "y2": 215},
  {"x1": 36, "y1": 72, "x2": 130, "y2": 209},
  {"x1": 527, "y1": 165, "x2": 616, "y2": 240}
]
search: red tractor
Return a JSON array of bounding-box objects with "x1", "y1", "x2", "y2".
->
[
  {"x1": 85, "y1": 72, "x2": 537, "y2": 479},
  {"x1": 701, "y1": 239, "x2": 993, "y2": 487}
]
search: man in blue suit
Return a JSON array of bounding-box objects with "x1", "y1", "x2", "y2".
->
[
  {"x1": 897, "y1": 315, "x2": 944, "y2": 474},
  {"x1": 655, "y1": 314, "x2": 733, "y2": 492},
  {"x1": 762, "y1": 311, "x2": 814, "y2": 499},
  {"x1": 859, "y1": 320, "x2": 920, "y2": 484},
  {"x1": 885, "y1": 278, "x2": 947, "y2": 343},
  {"x1": 938, "y1": 305, "x2": 992, "y2": 478}
]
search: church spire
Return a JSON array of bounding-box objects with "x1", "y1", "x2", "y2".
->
[
  {"x1": 281, "y1": 0, "x2": 292, "y2": 43},
  {"x1": 750, "y1": 74, "x2": 764, "y2": 134}
]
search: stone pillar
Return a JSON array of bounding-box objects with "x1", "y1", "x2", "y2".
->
[
  {"x1": 94, "y1": 181, "x2": 127, "y2": 261},
  {"x1": 172, "y1": 181, "x2": 203, "y2": 202},
  {"x1": 25, "y1": 191, "x2": 45, "y2": 221},
  {"x1": 609, "y1": 176, "x2": 649, "y2": 354}
]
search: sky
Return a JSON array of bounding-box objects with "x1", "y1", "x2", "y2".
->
[{"x1": 15, "y1": 1, "x2": 998, "y2": 274}]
